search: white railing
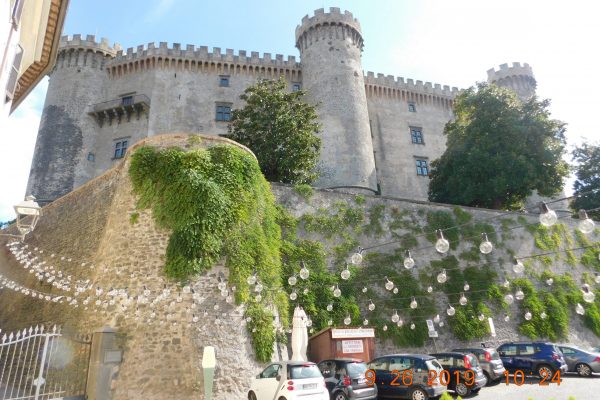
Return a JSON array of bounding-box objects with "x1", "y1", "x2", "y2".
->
[{"x1": 0, "y1": 325, "x2": 91, "y2": 400}]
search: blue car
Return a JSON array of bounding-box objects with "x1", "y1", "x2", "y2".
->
[{"x1": 497, "y1": 342, "x2": 567, "y2": 378}]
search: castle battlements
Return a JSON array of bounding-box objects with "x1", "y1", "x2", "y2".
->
[
  {"x1": 487, "y1": 62, "x2": 534, "y2": 82},
  {"x1": 295, "y1": 7, "x2": 363, "y2": 49},
  {"x1": 364, "y1": 71, "x2": 459, "y2": 99},
  {"x1": 59, "y1": 34, "x2": 122, "y2": 56},
  {"x1": 106, "y1": 42, "x2": 300, "y2": 69}
]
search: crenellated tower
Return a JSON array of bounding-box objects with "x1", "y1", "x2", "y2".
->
[
  {"x1": 487, "y1": 62, "x2": 536, "y2": 100},
  {"x1": 295, "y1": 8, "x2": 377, "y2": 191},
  {"x1": 26, "y1": 35, "x2": 121, "y2": 202}
]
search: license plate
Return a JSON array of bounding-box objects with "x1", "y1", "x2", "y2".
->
[
  {"x1": 357, "y1": 378, "x2": 366, "y2": 384},
  {"x1": 303, "y1": 383, "x2": 317, "y2": 390}
]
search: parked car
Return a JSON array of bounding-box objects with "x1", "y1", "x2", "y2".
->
[
  {"x1": 248, "y1": 361, "x2": 329, "y2": 400},
  {"x1": 367, "y1": 354, "x2": 446, "y2": 400},
  {"x1": 317, "y1": 358, "x2": 377, "y2": 400},
  {"x1": 497, "y1": 341, "x2": 567, "y2": 378},
  {"x1": 452, "y1": 346, "x2": 506, "y2": 385},
  {"x1": 430, "y1": 352, "x2": 486, "y2": 397},
  {"x1": 557, "y1": 344, "x2": 600, "y2": 377}
]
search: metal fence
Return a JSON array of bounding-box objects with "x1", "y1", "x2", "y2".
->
[{"x1": 0, "y1": 325, "x2": 91, "y2": 400}]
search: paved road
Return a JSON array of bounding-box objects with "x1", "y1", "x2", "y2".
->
[{"x1": 442, "y1": 373, "x2": 599, "y2": 400}]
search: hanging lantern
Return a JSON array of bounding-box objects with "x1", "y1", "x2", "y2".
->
[
  {"x1": 479, "y1": 233, "x2": 493, "y2": 254},
  {"x1": 435, "y1": 230, "x2": 450, "y2": 253},
  {"x1": 351, "y1": 247, "x2": 364, "y2": 265}
]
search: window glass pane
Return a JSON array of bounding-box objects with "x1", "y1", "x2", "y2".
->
[
  {"x1": 389, "y1": 357, "x2": 412, "y2": 371},
  {"x1": 501, "y1": 345, "x2": 517, "y2": 356},
  {"x1": 368, "y1": 358, "x2": 388, "y2": 371},
  {"x1": 519, "y1": 345, "x2": 535, "y2": 355},
  {"x1": 346, "y1": 362, "x2": 367, "y2": 375},
  {"x1": 289, "y1": 364, "x2": 321, "y2": 379}
]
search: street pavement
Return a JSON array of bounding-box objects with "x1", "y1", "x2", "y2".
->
[{"x1": 443, "y1": 373, "x2": 598, "y2": 400}]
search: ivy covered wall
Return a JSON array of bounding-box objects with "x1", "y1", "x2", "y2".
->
[{"x1": 273, "y1": 183, "x2": 600, "y2": 353}]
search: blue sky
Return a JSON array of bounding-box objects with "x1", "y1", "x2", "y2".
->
[{"x1": 2, "y1": 0, "x2": 599, "y2": 220}]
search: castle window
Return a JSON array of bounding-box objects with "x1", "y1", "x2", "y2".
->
[
  {"x1": 121, "y1": 96, "x2": 134, "y2": 106},
  {"x1": 219, "y1": 76, "x2": 230, "y2": 87},
  {"x1": 216, "y1": 104, "x2": 232, "y2": 121},
  {"x1": 292, "y1": 83, "x2": 302, "y2": 92},
  {"x1": 410, "y1": 128, "x2": 424, "y2": 144},
  {"x1": 415, "y1": 159, "x2": 429, "y2": 176},
  {"x1": 408, "y1": 102, "x2": 416, "y2": 112},
  {"x1": 114, "y1": 140, "x2": 128, "y2": 159}
]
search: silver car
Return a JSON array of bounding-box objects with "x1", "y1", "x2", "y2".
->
[
  {"x1": 558, "y1": 345, "x2": 600, "y2": 377},
  {"x1": 452, "y1": 347, "x2": 506, "y2": 385}
]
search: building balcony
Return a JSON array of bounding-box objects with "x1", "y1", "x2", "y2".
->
[{"x1": 88, "y1": 94, "x2": 150, "y2": 126}]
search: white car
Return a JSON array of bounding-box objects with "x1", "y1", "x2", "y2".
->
[{"x1": 248, "y1": 361, "x2": 330, "y2": 400}]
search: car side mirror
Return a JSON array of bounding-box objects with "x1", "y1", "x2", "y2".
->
[
  {"x1": 276, "y1": 374, "x2": 281, "y2": 381},
  {"x1": 499, "y1": 352, "x2": 505, "y2": 357},
  {"x1": 256, "y1": 374, "x2": 261, "y2": 379}
]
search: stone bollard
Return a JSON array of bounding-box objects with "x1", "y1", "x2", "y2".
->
[{"x1": 202, "y1": 346, "x2": 216, "y2": 400}]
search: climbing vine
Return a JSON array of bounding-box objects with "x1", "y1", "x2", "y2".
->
[{"x1": 129, "y1": 144, "x2": 287, "y2": 361}]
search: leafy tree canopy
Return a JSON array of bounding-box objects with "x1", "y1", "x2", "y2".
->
[
  {"x1": 428, "y1": 83, "x2": 569, "y2": 210},
  {"x1": 571, "y1": 142, "x2": 600, "y2": 219},
  {"x1": 228, "y1": 77, "x2": 321, "y2": 184}
]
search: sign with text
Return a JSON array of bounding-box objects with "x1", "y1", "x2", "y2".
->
[
  {"x1": 342, "y1": 340, "x2": 364, "y2": 354},
  {"x1": 331, "y1": 328, "x2": 375, "y2": 339}
]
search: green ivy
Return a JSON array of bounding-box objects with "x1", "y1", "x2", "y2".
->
[
  {"x1": 293, "y1": 183, "x2": 314, "y2": 200},
  {"x1": 129, "y1": 144, "x2": 287, "y2": 362},
  {"x1": 364, "y1": 204, "x2": 386, "y2": 237},
  {"x1": 425, "y1": 211, "x2": 460, "y2": 250}
]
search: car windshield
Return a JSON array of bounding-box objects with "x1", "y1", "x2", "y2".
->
[
  {"x1": 289, "y1": 364, "x2": 322, "y2": 379},
  {"x1": 346, "y1": 362, "x2": 367, "y2": 376}
]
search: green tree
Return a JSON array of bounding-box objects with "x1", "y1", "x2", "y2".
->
[
  {"x1": 428, "y1": 83, "x2": 569, "y2": 210},
  {"x1": 571, "y1": 142, "x2": 600, "y2": 219},
  {"x1": 228, "y1": 77, "x2": 321, "y2": 184}
]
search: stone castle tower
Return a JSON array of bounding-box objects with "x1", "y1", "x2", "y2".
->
[
  {"x1": 295, "y1": 8, "x2": 376, "y2": 190},
  {"x1": 487, "y1": 62, "x2": 537, "y2": 100},
  {"x1": 26, "y1": 36, "x2": 122, "y2": 201},
  {"x1": 26, "y1": 7, "x2": 534, "y2": 204}
]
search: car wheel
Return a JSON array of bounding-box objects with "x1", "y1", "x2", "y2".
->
[
  {"x1": 333, "y1": 392, "x2": 348, "y2": 400},
  {"x1": 455, "y1": 382, "x2": 470, "y2": 397},
  {"x1": 410, "y1": 387, "x2": 429, "y2": 400},
  {"x1": 481, "y1": 371, "x2": 490, "y2": 386},
  {"x1": 536, "y1": 364, "x2": 554, "y2": 379},
  {"x1": 248, "y1": 391, "x2": 257, "y2": 400},
  {"x1": 576, "y1": 363, "x2": 593, "y2": 377}
]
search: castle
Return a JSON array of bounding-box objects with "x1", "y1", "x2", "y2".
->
[{"x1": 26, "y1": 7, "x2": 537, "y2": 202}]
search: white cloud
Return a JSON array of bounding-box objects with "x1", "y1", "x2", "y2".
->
[
  {"x1": 0, "y1": 78, "x2": 47, "y2": 222},
  {"x1": 143, "y1": 0, "x2": 176, "y2": 23}
]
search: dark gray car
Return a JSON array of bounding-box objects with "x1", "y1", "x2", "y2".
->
[
  {"x1": 318, "y1": 359, "x2": 377, "y2": 400},
  {"x1": 557, "y1": 345, "x2": 600, "y2": 377},
  {"x1": 452, "y1": 347, "x2": 506, "y2": 385}
]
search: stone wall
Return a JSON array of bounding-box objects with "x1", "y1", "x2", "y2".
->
[
  {"x1": 272, "y1": 183, "x2": 600, "y2": 352},
  {"x1": 3, "y1": 134, "x2": 268, "y2": 400},
  {"x1": 4, "y1": 134, "x2": 598, "y2": 400}
]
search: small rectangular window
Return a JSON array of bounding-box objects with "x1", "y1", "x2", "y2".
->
[
  {"x1": 411, "y1": 128, "x2": 424, "y2": 144},
  {"x1": 5, "y1": 45, "x2": 23, "y2": 101},
  {"x1": 408, "y1": 102, "x2": 416, "y2": 112},
  {"x1": 11, "y1": 0, "x2": 25, "y2": 26},
  {"x1": 416, "y1": 159, "x2": 428, "y2": 176},
  {"x1": 216, "y1": 104, "x2": 232, "y2": 121},
  {"x1": 87, "y1": 152, "x2": 95, "y2": 162},
  {"x1": 121, "y1": 96, "x2": 134, "y2": 106},
  {"x1": 219, "y1": 76, "x2": 230, "y2": 87},
  {"x1": 292, "y1": 83, "x2": 302, "y2": 92},
  {"x1": 114, "y1": 140, "x2": 128, "y2": 159}
]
